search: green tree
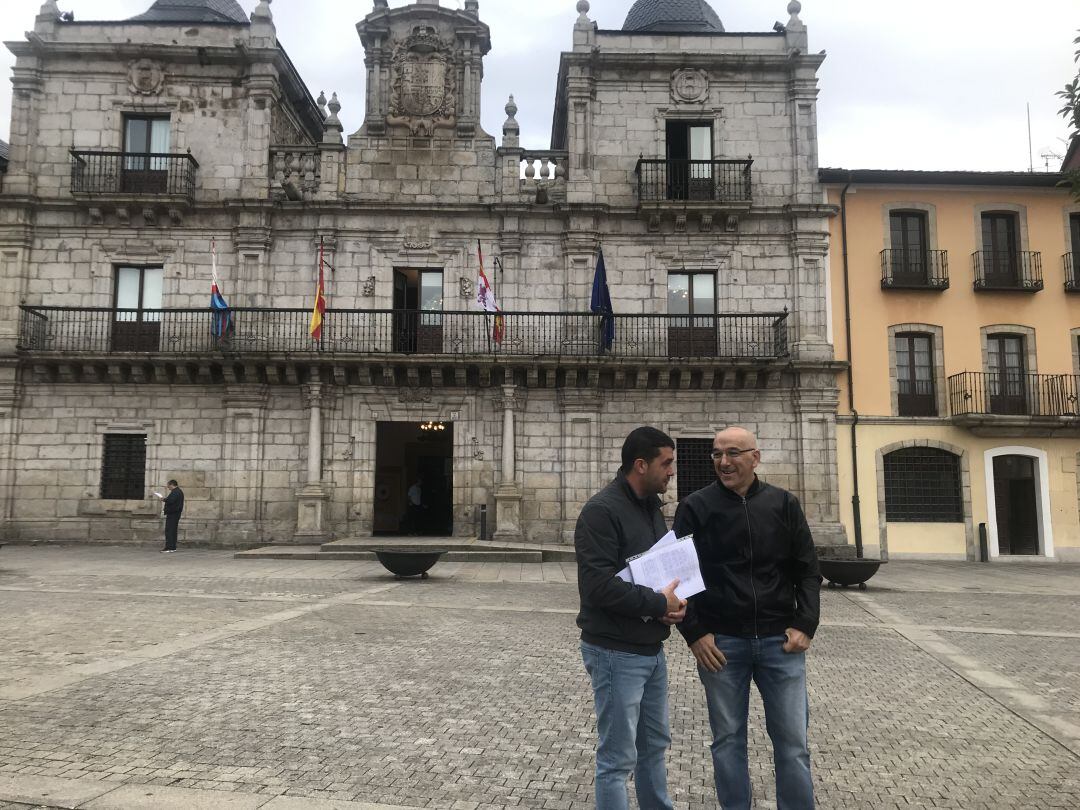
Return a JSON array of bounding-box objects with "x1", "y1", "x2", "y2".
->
[{"x1": 1059, "y1": 32, "x2": 1080, "y2": 196}]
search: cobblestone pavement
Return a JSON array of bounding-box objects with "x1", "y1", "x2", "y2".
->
[{"x1": 1, "y1": 548, "x2": 1080, "y2": 808}]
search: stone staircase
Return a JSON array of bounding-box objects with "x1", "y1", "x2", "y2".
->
[{"x1": 234, "y1": 536, "x2": 576, "y2": 563}]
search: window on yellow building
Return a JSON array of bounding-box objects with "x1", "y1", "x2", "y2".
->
[
  {"x1": 895, "y1": 332, "x2": 936, "y2": 416},
  {"x1": 883, "y1": 447, "x2": 963, "y2": 523}
]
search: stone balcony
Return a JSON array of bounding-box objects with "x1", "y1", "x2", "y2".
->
[{"x1": 17, "y1": 306, "x2": 792, "y2": 391}]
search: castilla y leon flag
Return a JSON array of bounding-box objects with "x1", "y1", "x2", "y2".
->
[
  {"x1": 309, "y1": 239, "x2": 327, "y2": 341},
  {"x1": 209, "y1": 239, "x2": 233, "y2": 340},
  {"x1": 475, "y1": 240, "x2": 504, "y2": 343}
]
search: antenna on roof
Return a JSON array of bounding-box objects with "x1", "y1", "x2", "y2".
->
[{"x1": 1027, "y1": 103, "x2": 1034, "y2": 173}]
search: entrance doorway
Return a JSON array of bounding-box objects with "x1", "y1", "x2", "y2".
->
[
  {"x1": 992, "y1": 455, "x2": 1039, "y2": 555},
  {"x1": 373, "y1": 421, "x2": 454, "y2": 537}
]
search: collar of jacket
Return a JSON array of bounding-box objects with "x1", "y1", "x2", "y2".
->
[
  {"x1": 715, "y1": 475, "x2": 763, "y2": 500},
  {"x1": 615, "y1": 471, "x2": 662, "y2": 510}
]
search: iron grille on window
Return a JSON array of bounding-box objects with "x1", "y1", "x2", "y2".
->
[
  {"x1": 100, "y1": 434, "x2": 147, "y2": 500},
  {"x1": 883, "y1": 447, "x2": 962, "y2": 523},
  {"x1": 677, "y1": 438, "x2": 716, "y2": 502}
]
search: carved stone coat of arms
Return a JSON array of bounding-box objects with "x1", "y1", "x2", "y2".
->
[{"x1": 387, "y1": 25, "x2": 458, "y2": 135}]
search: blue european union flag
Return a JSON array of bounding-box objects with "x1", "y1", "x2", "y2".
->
[{"x1": 591, "y1": 247, "x2": 615, "y2": 351}]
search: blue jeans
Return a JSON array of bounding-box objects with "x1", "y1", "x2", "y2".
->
[
  {"x1": 581, "y1": 641, "x2": 674, "y2": 810},
  {"x1": 698, "y1": 634, "x2": 814, "y2": 809}
]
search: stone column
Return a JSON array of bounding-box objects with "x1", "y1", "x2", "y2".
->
[
  {"x1": 294, "y1": 382, "x2": 331, "y2": 541},
  {"x1": 0, "y1": 371, "x2": 21, "y2": 529},
  {"x1": 493, "y1": 384, "x2": 523, "y2": 540},
  {"x1": 793, "y1": 373, "x2": 847, "y2": 550}
]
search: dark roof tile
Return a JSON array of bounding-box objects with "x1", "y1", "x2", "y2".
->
[
  {"x1": 623, "y1": 0, "x2": 724, "y2": 33},
  {"x1": 128, "y1": 0, "x2": 249, "y2": 25}
]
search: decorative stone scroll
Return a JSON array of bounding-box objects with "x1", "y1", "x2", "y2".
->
[{"x1": 386, "y1": 25, "x2": 458, "y2": 135}]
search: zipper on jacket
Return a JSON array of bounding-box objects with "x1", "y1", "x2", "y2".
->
[{"x1": 742, "y1": 496, "x2": 759, "y2": 638}]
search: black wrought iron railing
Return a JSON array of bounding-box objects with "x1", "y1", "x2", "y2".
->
[
  {"x1": 635, "y1": 158, "x2": 753, "y2": 204},
  {"x1": 17, "y1": 307, "x2": 790, "y2": 360},
  {"x1": 880, "y1": 249, "x2": 949, "y2": 290},
  {"x1": 70, "y1": 150, "x2": 199, "y2": 200},
  {"x1": 1065, "y1": 253, "x2": 1078, "y2": 293},
  {"x1": 948, "y1": 371, "x2": 1080, "y2": 417},
  {"x1": 971, "y1": 250, "x2": 1043, "y2": 291}
]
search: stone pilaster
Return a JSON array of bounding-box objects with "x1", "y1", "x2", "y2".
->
[
  {"x1": 493, "y1": 384, "x2": 524, "y2": 540},
  {"x1": 558, "y1": 389, "x2": 603, "y2": 544},
  {"x1": 294, "y1": 381, "x2": 331, "y2": 541},
  {"x1": 0, "y1": 369, "x2": 22, "y2": 527},
  {"x1": 793, "y1": 373, "x2": 847, "y2": 549},
  {"x1": 220, "y1": 386, "x2": 268, "y2": 544}
]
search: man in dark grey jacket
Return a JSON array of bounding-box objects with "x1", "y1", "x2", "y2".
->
[
  {"x1": 575, "y1": 426, "x2": 685, "y2": 810},
  {"x1": 674, "y1": 426, "x2": 821, "y2": 810}
]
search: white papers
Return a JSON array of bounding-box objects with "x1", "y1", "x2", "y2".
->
[
  {"x1": 616, "y1": 531, "x2": 705, "y2": 600},
  {"x1": 152, "y1": 492, "x2": 164, "y2": 499}
]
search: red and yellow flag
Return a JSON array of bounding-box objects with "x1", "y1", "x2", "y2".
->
[{"x1": 309, "y1": 240, "x2": 326, "y2": 341}]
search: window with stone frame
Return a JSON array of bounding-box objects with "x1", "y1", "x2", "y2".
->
[
  {"x1": 100, "y1": 434, "x2": 147, "y2": 500},
  {"x1": 122, "y1": 114, "x2": 170, "y2": 193},
  {"x1": 676, "y1": 437, "x2": 715, "y2": 502},
  {"x1": 112, "y1": 266, "x2": 164, "y2": 352},
  {"x1": 895, "y1": 332, "x2": 937, "y2": 416},
  {"x1": 888, "y1": 210, "x2": 930, "y2": 283},
  {"x1": 883, "y1": 447, "x2": 963, "y2": 523},
  {"x1": 668, "y1": 272, "x2": 717, "y2": 356}
]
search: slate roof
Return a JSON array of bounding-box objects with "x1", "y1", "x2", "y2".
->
[
  {"x1": 0, "y1": 139, "x2": 9, "y2": 171},
  {"x1": 622, "y1": 0, "x2": 724, "y2": 33},
  {"x1": 819, "y1": 168, "x2": 1065, "y2": 188},
  {"x1": 128, "y1": 0, "x2": 249, "y2": 24}
]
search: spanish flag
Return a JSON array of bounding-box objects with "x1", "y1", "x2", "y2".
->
[{"x1": 309, "y1": 239, "x2": 326, "y2": 341}]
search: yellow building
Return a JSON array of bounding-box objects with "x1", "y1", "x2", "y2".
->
[{"x1": 821, "y1": 169, "x2": 1080, "y2": 561}]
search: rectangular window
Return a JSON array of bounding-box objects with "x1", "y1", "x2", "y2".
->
[
  {"x1": 122, "y1": 115, "x2": 170, "y2": 192},
  {"x1": 888, "y1": 211, "x2": 929, "y2": 283},
  {"x1": 665, "y1": 121, "x2": 713, "y2": 200},
  {"x1": 884, "y1": 448, "x2": 963, "y2": 523},
  {"x1": 1070, "y1": 213, "x2": 1080, "y2": 257},
  {"x1": 100, "y1": 434, "x2": 147, "y2": 500},
  {"x1": 676, "y1": 438, "x2": 715, "y2": 502},
  {"x1": 981, "y1": 212, "x2": 1020, "y2": 284},
  {"x1": 113, "y1": 266, "x2": 164, "y2": 351},
  {"x1": 667, "y1": 272, "x2": 716, "y2": 357},
  {"x1": 987, "y1": 333, "x2": 1028, "y2": 415},
  {"x1": 896, "y1": 332, "x2": 936, "y2": 416}
]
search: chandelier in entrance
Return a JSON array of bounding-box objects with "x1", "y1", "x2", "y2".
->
[{"x1": 420, "y1": 421, "x2": 446, "y2": 432}]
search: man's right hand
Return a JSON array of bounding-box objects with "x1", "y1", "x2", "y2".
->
[
  {"x1": 659, "y1": 578, "x2": 685, "y2": 615},
  {"x1": 690, "y1": 635, "x2": 727, "y2": 673}
]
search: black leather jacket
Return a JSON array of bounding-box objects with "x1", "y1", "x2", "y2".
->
[
  {"x1": 575, "y1": 474, "x2": 670, "y2": 655},
  {"x1": 674, "y1": 477, "x2": 821, "y2": 644}
]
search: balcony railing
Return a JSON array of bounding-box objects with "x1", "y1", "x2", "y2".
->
[
  {"x1": 18, "y1": 307, "x2": 790, "y2": 361},
  {"x1": 1065, "y1": 253, "x2": 1078, "y2": 293},
  {"x1": 70, "y1": 150, "x2": 199, "y2": 200},
  {"x1": 635, "y1": 158, "x2": 753, "y2": 204},
  {"x1": 949, "y1": 372, "x2": 1080, "y2": 418},
  {"x1": 971, "y1": 250, "x2": 1043, "y2": 292},
  {"x1": 880, "y1": 249, "x2": 949, "y2": 290}
]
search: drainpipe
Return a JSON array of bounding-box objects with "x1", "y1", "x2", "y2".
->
[{"x1": 840, "y1": 174, "x2": 864, "y2": 559}]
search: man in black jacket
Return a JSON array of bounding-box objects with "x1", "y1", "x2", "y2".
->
[
  {"x1": 159, "y1": 480, "x2": 184, "y2": 553},
  {"x1": 674, "y1": 426, "x2": 820, "y2": 810},
  {"x1": 576, "y1": 426, "x2": 685, "y2": 810}
]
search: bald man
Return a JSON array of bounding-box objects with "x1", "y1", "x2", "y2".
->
[{"x1": 673, "y1": 427, "x2": 821, "y2": 810}]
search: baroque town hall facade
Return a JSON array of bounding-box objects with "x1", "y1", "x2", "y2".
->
[{"x1": 0, "y1": 0, "x2": 845, "y2": 549}]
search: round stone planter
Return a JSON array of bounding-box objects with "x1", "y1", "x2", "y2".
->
[
  {"x1": 373, "y1": 548, "x2": 446, "y2": 579},
  {"x1": 819, "y1": 558, "x2": 886, "y2": 590}
]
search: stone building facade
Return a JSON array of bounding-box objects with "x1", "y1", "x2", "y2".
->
[{"x1": 0, "y1": 0, "x2": 847, "y2": 549}]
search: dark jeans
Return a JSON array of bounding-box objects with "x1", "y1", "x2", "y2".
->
[{"x1": 164, "y1": 513, "x2": 181, "y2": 550}]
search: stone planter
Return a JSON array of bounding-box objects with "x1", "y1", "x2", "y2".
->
[
  {"x1": 373, "y1": 548, "x2": 445, "y2": 579},
  {"x1": 819, "y1": 558, "x2": 885, "y2": 590}
]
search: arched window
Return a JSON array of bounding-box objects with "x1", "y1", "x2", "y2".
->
[{"x1": 883, "y1": 447, "x2": 963, "y2": 522}]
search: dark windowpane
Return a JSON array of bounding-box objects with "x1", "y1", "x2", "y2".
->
[
  {"x1": 889, "y1": 212, "x2": 928, "y2": 281},
  {"x1": 100, "y1": 434, "x2": 147, "y2": 500},
  {"x1": 884, "y1": 447, "x2": 963, "y2": 522},
  {"x1": 1070, "y1": 213, "x2": 1080, "y2": 257},
  {"x1": 676, "y1": 438, "x2": 715, "y2": 502},
  {"x1": 896, "y1": 332, "x2": 936, "y2": 416}
]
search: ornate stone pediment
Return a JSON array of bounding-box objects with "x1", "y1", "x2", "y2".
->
[{"x1": 386, "y1": 25, "x2": 458, "y2": 135}]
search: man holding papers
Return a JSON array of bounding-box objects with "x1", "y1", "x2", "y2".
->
[
  {"x1": 674, "y1": 426, "x2": 821, "y2": 810},
  {"x1": 575, "y1": 427, "x2": 686, "y2": 810}
]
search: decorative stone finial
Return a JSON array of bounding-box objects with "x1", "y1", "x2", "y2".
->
[
  {"x1": 328, "y1": 93, "x2": 342, "y2": 122},
  {"x1": 373, "y1": 0, "x2": 388, "y2": 7},
  {"x1": 577, "y1": 0, "x2": 590, "y2": 14},
  {"x1": 502, "y1": 94, "x2": 520, "y2": 148},
  {"x1": 322, "y1": 91, "x2": 343, "y2": 145},
  {"x1": 251, "y1": 0, "x2": 272, "y2": 22},
  {"x1": 38, "y1": 0, "x2": 59, "y2": 15},
  {"x1": 464, "y1": 0, "x2": 479, "y2": 15},
  {"x1": 317, "y1": 91, "x2": 327, "y2": 114},
  {"x1": 787, "y1": 1, "x2": 802, "y2": 20},
  {"x1": 575, "y1": 0, "x2": 592, "y2": 29}
]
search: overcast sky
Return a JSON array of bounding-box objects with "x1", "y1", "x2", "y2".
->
[{"x1": 0, "y1": 0, "x2": 1076, "y2": 171}]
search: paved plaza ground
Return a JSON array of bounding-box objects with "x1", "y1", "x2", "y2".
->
[{"x1": 1, "y1": 547, "x2": 1079, "y2": 809}]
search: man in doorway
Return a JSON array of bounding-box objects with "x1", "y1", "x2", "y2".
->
[
  {"x1": 158, "y1": 480, "x2": 184, "y2": 553},
  {"x1": 406, "y1": 476, "x2": 424, "y2": 535},
  {"x1": 575, "y1": 426, "x2": 686, "y2": 810},
  {"x1": 674, "y1": 426, "x2": 821, "y2": 809}
]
